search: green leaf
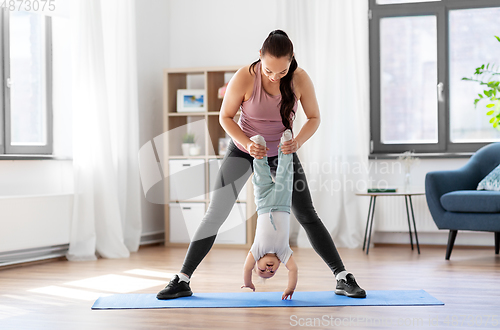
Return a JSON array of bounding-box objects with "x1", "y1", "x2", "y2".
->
[
  {"x1": 479, "y1": 94, "x2": 483, "y2": 98},
  {"x1": 490, "y1": 117, "x2": 496, "y2": 123},
  {"x1": 487, "y1": 104, "x2": 495, "y2": 108},
  {"x1": 496, "y1": 36, "x2": 500, "y2": 42},
  {"x1": 474, "y1": 99, "x2": 480, "y2": 105},
  {"x1": 494, "y1": 122, "x2": 498, "y2": 128},
  {"x1": 487, "y1": 110, "x2": 495, "y2": 115},
  {"x1": 462, "y1": 77, "x2": 470, "y2": 80}
]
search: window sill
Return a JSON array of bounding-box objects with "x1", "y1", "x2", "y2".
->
[
  {"x1": 369, "y1": 152, "x2": 474, "y2": 160},
  {"x1": 0, "y1": 154, "x2": 72, "y2": 160}
]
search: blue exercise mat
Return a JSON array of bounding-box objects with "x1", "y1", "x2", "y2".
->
[{"x1": 91, "y1": 290, "x2": 443, "y2": 310}]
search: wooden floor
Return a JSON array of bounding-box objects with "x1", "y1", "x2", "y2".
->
[{"x1": 0, "y1": 244, "x2": 499, "y2": 330}]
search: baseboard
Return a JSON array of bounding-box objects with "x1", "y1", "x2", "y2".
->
[
  {"x1": 140, "y1": 231, "x2": 165, "y2": 246},
  {"x1": 0, "y1": 244, "x2": 69, "y2": 269},
  {"x1": 0, "y1": 231, "x2": 166, "y2": 270},
  {"x1": 372, "y1": 231, "x2": 495, "y2": 247},
  {"x1": 373, "y1": 243, "x2": 493, "y2": 250}
]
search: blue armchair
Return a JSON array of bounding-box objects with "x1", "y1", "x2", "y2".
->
[{"x1": 425, "y1": 142, "x2": 500, "y2": 259}]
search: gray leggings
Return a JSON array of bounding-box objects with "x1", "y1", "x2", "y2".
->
[{"x1": 180, "y1": 140, "x2": 345, "y2": 276}]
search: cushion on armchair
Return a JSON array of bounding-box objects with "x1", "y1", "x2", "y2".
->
[
  {"x1": 440, "y1": 190, "x2": 500, "y2": 213},
  {"x1": 477, "y1": 164, "x2": 500, "y2": 191}
]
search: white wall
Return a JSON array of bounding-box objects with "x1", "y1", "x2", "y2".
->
[
  {"x1": 168, "y1": 0, "x2": 280, "y2": 68},
  {"x1": 135, "y1": 0, "x2": 170, "y2": 236}
]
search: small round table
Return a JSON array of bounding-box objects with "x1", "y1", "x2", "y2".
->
[{"x1": 355, "y1": 191, "x2": 425, "y2": 255}]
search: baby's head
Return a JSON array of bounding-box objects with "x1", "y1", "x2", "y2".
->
[{"x1": 255, "y1": 253, "x2": 281, "y2": 279}]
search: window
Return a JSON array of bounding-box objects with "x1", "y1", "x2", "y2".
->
[
  {"x1": 1, "y1": 8, "x2": 52, "y2": 155},
  {"x1": 369, "y1": 0, "x2": 500, "y2": 154}
]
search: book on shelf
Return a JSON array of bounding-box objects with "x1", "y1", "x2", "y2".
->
[{"x1": 367, "y1": 188, "x2": 398, "y2": 193}]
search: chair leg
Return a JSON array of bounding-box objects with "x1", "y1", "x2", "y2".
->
[
  {"x1": 446, "y1": 230, "x2": 458, "y2": 260},
  {"x1": 495, "y1": 232, "x2": 499, "y2": 255}
]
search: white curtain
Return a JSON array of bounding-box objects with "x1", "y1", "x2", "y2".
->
[
  {"x1": 279, "y1": 0, "x2": 370, "y2": 248},
  {"x1": 67, "y1": 0, "x2": 142, "y2": 260}
]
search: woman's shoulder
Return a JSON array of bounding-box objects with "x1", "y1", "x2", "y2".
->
[
  {"x1": 230, "y1": 64, "x2": 256, "y2": 86},
  {"x1": 292, "y1": 66, "x2": 311, "y2": 85},
  {"x1": 292, "y1": 67, "x2": 313, "y2": 99},
  {"x1": 235, "y1": 64, "x2": 257, "y2": 79}
]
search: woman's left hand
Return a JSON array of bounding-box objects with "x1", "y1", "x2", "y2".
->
[{"x1": 280, "y1": 138, "x2": 300, "y2": 154}]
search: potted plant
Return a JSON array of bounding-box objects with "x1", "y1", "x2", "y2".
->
[
  {"x1": 182, "y1": 132, "x2": 195, "y2": 156},
  {"x1": 462, "y1": 36, "x2": 500, "y2": 131},
  {"x1": 182, "y1": 132, "x2": 201, "y2": 156}
]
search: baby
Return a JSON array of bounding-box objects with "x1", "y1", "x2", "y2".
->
[{"x1": 241, "y1": 129, "x2": 298, "y2": 300}]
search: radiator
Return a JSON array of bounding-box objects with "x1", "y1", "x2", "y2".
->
[
  {"x1": 0, "y1": 194, "x2": 73, "y2": 266},
  {"x1": 371, "y1": 194, "x2": 438, "y2": 232}
]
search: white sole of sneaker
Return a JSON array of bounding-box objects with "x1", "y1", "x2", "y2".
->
[{"x1": 335, "y1": 289, "x2": 366, "y2": 298}]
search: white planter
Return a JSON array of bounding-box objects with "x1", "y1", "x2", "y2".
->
[
  {"x1": 182, "y1": 143, "x2": 194, "y2": 156},
  {"x1": 189, "y1": 145, "x2": 201, "y2": 156}
]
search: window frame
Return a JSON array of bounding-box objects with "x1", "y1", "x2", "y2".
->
[
  {"x1": 369, "y1": 0, "x2": 500, "y2": 155},
  {"x1": 1, "y1": 8, "x2": 53, "y2": 155}
]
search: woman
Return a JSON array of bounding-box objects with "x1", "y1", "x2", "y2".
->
[{"x1": 157, "y1": 30, "x2": 366, "y2": 299}]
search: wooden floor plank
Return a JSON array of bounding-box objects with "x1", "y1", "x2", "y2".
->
[{"x1": 0, "y1": 245, "x2": 499, "y2": 329}]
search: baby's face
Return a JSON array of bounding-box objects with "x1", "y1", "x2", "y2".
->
[{"x1": 256, "y1": 253, "x2": 280, "y2": 278}]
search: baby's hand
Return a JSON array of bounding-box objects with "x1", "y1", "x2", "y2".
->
[
  {"x1": 241, "y1": 283, "x2": 255, "y2": 292},
  {"x1": 282, "y1": 288, "x2": 294, "y2": 300}
]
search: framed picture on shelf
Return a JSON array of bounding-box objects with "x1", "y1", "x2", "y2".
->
[{"x1": 177, "y1": 89, "x2": 206, "y2": 113}]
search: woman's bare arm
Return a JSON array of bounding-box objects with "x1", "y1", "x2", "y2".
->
[
  {"x1": 280, "y1": 68, "x2": 321, "y2": 154},
  {"x1": 219, "y1": 67, "x2": 268, "y2": 159}
]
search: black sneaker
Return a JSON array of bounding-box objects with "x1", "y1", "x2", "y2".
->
[
  {"x1": 335, "y1": 273, "x2": 366, "y2": 298},
  {"x1": 157, "y1": 275, "x2": 193, "y2": 300}
]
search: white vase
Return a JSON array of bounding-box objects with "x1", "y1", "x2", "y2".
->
[
  {"x1": 404, "y1": 171, "x2": 411, "y2": 192},
  {"x1": 189, "y1": 144, "x2": 201, "y2": 156},
  {"x1": 182, "y1": 143, "x2": 193, "y2": 156}
]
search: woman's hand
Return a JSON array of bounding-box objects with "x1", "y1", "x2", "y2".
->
[
  {"x1": 246, "y1": 141, "x2": 269, "y2": 159},
  {"x1": 280, "y1": 138, "x2": 300, "y2": 154},
  {"x1": 241, "y1": 283, "x2": 255, "y2": 292}
]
